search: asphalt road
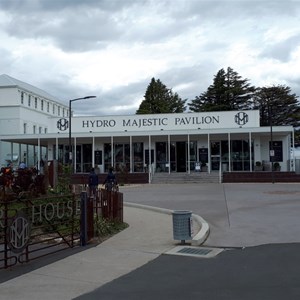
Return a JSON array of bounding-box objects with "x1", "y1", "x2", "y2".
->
[
  {"x1": 74, "y1": 243, "x2": 300, "y2": 300},
  {"x1": 74, "y1": 183, "x2": 300, "y2": 300},
  {"x1": 120, "y1": 183, "x2": 300, "y2": 247}
]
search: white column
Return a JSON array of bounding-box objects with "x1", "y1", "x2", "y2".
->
[
  {"x1": 19, "y1": 143, "x2": 21, "y2": 165},
  {"x1": 33, "y1": 145, "x2": 36, "y2": 166},
  {"x1": 168, "y1": 134, "x2": 171, "y2": 174},
  {"x1": 10, "y1": 142, "x2": 13, "y2": 164},
  {"x1": 37, "y1": 138, "x2": 41, "y2": 172},
  {"x1": 130, "y1": 136, "x2": 132, "y2": 173},
  {"x1": 187, "y1": 134, "x2": 190, "y2": 174},
  {"x1": 148, "y1": 135, "x2": 151, "y2": 164},
  {"x1": 54, "y1": 137, "x2": 59, "y2": 188},
  {"x1": 0, "y1": 140, "x2": 2, "y2": 166},
  {"x1": 92, "y1": 136, "x2": 95, "y2": 168},
  {"x1": 292, "y1": 130, "x2": 295, "y2": 171},
  {"x1": 149, "y1": 135, "x2": 152, "y2": 182},
  {"x1": 26, "y1": 145, "x2": 29, "y2": 165},
  {"x1": 55, "y1": 137, "x2": 58, "y2": 160},
  {"x1": 207, "y1": 134, "x2": 211, "y2": 173},
  {"x1": 111, "y1": 136, "x2": 114, "y2": 168},
  {"x1": 249, "y1": 132, "x2": 252, "y2": 172},
  {"x1": 74, "y1": 137, "x2": 77, "y2": 173},
  {"x1": 228, "y1": 133, "x2": 231, "y2": 172}
]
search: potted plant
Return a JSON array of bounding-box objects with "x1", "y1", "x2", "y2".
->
[
  {"x1": 254, "y1": 161, "x2": 263, "y2": 171},
  {"x1": 201, "y1": 162, "x2": 208, "y2": 172}
]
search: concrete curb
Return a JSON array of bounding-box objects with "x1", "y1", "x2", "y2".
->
[
  {"x1": 191, "y1": 213, "x2": 210, "y2": 246},
  {"x1": 124, "y1": 202, "x2": 210, "y2": 246}
]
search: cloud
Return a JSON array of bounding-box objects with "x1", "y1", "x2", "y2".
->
[
  {"x1": 0, "y1": 0, "x2": 131, "y2": 12},
  {"x1": 0, "y1": 0, "x2": 300, "y2": 116},
  {"x1": 3, "y1": 9, "x2": 121, "y2": 52},
  {"x1": 259, "y1": 34, "x2": 300, "y2": 62},
  {"x1": 3, "y1": 0, "x2": 296, "y2": 53},
  {"x1": 0, "y1": 48, "x2": 15, "y2": 70}
]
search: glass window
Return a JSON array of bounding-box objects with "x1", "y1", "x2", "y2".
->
[
  {"x1": 114, "y1": 143, "x2": 130, "y2": 172},
  {"x1": 47, "y1": 102, "x2": 50, "y2": 112},
  {"x1": 104, "y1": 143, "x2": 112, "y2": 172},
  {"x1": 189, "y1": 141, "x2": 197, "y2": 171},
  {"x1": 28, "y1": 95, "x2": 31, "y2": 106},
  {"x1": 125, "y1": 143, "x2": 130, "y2": 166},
  {"x1": 170, "y1": 142, "x2": 176, "y2": 171},
  {"x1": 54, "y1": 144, "x2": 64, "y2": 163},
  {"x1": 210, "y1": 141, "x2": 220, "y2": 171},
  {"x1": 41, "y1": 100, "x2": 44, "y2": 111},
  {"x1": 115, "y1": 144, "x2": 123, "y2": 162},
  {"x1": 221, "y1": 141, "x2": 229, "y2": 162},
  {"x1": 21, "y1": 92, "x2": 24, "y2": 104},
  {"x1": 23, "y1": 123, "x2": 27, "y2": 134},
  {"x1": 82, "y1": 144, "x2": 92, "y2": 172},
  {"x1": 35, "y1": 97, "x2": 38, "y2": 109},
  {"x1": 133, "y1": 142, "x2": 144, "y2": 172},
  {"x1": 211, "y1": 142, "x2": 220, "y2": 155},
  {"x1": 229, "y1": 140, "x2": 252, "y2": 171},
  {"x1": 156, "y1": 142, "x2": 167, "y2": 172}
]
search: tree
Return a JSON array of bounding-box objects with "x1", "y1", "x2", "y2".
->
[
  {"x1": 188, "y1": 69, "x2": 228, "y2": 112},
  {"x1": 253, "y1": 85, "x2": 300, "y2": 127},
  {"x1": 136, "y1": 78, "x2": 186, "y2": 114},
  {"x1": 188, "y1": 67, "x2": 256, "y2": 112}
]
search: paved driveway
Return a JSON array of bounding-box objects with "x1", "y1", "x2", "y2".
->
[
  {"x1": 120, "y1": 183, "x2": 300, "y2": 247},
  {"x1": 75, "y1": 243, "x2": 300, "y2": 300}
]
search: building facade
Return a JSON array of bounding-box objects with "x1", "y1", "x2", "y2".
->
[{"x1": 0, "y1": 74, "x2": 296, "y2": 177}]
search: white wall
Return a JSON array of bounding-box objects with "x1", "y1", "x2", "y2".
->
[{"x1": 0, "y1": 88, "x2": 19, "y2": 105}]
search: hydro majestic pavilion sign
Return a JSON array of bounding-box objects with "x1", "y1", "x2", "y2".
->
[{"x1": 55, "y1": 110, "x2": 260, "y2": 134}]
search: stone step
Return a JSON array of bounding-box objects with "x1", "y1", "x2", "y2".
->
[{"x1": 151, "y1": 172, "x2": 221, "y2": 184}]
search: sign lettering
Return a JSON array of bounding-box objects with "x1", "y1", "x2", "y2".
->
[{"x1": 54, "y1": 110, "x2": 260, "y2": 133}]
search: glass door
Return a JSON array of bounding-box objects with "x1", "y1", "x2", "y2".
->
[
  {"x1": 176, "y1": 142, "x2": 186, "y2": 172},
  {"x1": 156, "y1": 142, "x2": 167, "y2": 172},
  {"x1": 211, "y1": 141, "x2": 220, "y2": 170}
]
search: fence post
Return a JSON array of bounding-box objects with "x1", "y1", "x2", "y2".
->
[
  {"x1": 80, "y1": 191, "x2": 88, "y2": 246},
  {"x1": 87, "y1": 194, "x2": 94, "y2": 240}
]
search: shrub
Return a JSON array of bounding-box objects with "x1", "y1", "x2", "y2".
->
[{"x1": 94, "y1": 216, "x2": 128, "y2": 240}]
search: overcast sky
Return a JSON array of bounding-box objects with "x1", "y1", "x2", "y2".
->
[{"x1": 0, "y1": 0, "x2": 299, "y2": 116}]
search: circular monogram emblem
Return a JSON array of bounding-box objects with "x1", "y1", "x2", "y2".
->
[
  {"x1": 8, "y1": 211, "x2": 31, "y2": 253},
  {"x1": 57, "y1": 118, "x2": 69, "y2": 131},
  {"x1": 234, "y1": 112, "x2": 249, "y2": 126}
]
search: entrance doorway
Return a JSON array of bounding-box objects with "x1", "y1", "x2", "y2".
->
[
  {"x1": 176, "y1": 142, "x2": 186, "y2": 172},
  {"x1": 154, "y1": 141, "x2": 195, "y2": 173}
]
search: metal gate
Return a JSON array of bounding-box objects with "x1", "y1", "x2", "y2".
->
[
  {"x1": 0, "y1": 192, "x2": 81, "y2": 269},
  {"x1": 85, "y1": 188, "x2": 124, "y2": 241},
  {"x1": 97, "y1": 189, "x2": 123, "y2": 222}
]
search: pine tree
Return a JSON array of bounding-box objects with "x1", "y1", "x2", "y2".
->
[
  {"x1": 188, "y1": 67, "x2": 255, "y2": 112},
  {"x1": 136, "y1": 78, "x2": 186, "y2": 114},
  {"x1": 253, "y1": 85, "x2": 300, "y2": 127}
]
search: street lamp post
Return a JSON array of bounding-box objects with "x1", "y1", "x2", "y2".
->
[
  {"x1": 68, "y1": 96, "x2": 96, "y2": 172},
  {"x1": 268, "y1": 103, "x2": 274, "y2": 184}
]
